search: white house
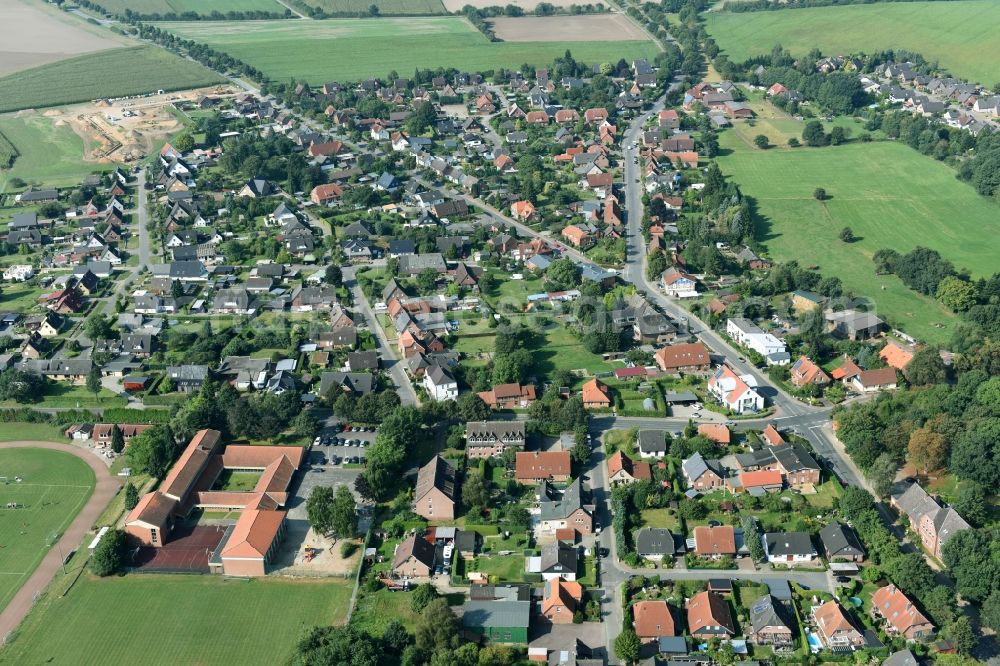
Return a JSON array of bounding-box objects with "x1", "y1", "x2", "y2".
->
[
  {"x1": 661, "y1": 267, "x2": 698, "y2": 298},
  {"x1": 2, "y1": 264, "x2": 34, "y2": 282},
  {"x1": 708, "y1": 365, "x2": 764, "y2": 414},
  {"x1": 764, "y1": 532, "x2": 817, "y2": 564},
  {"x1": 423, "y1": 365, "x2": 458, "y2": 402},
  {"x1": 726, "y1": 318, "x2": 788, "y2": 365}
]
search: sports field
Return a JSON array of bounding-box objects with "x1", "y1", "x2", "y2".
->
[
  {"x1": 0, "y1": 114, "x2": 105, "y2": 191},
  {"x1": 160, "y1": 17, "x2": 660, "y2": 83},
  {"x1": 92, "y1": 0, "x2": 288, "y2": 16},
  {"x1": 1, "y1": 575, "x2": 352, "y2": 665},
  {"x1": 0, "y1": 46, "x2": 225, "y2": 114},
  {"x1": 705, "y1": 0, "x2": 1000, "y2": 85},
  {"x1": 717, "y1": 132, "x2": 1000, "y2": 343},
  {"x1": 0, "y1": 449, "x2": 95, "y2": 612}
]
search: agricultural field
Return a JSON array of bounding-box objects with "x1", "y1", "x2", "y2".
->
[
  {"x1": 159, "y1": 17, "x2": 660, "y2": 83},
  {"x1": 442, "y1": 0, "x2": 581, "y2": 9},
  {"x1": 0, "y1": 448, "x2": 95, "y2": 612},
  {"x1": 90, "y1": 0, "x2": 288, "y2": 16},
  {"x1": 705, "y1": 0, "x2": 1000, "y2": 85},
  {"x1": 0, "y1": 46, "x2": 225, "y2": 114},
  {"x1": 0, "y1": 114, "x2": 107, "y2": 191},
  {"x1": 716, "y1": 132, "x2": 1000, "y2": 343},
  {"x1": 292, "y1": 0, "x2": 447, "y2": 14},
  {"x1": 490, "y1": 14, "x2": 650, "y2": 42},
  {"x1": 0, "y1": 575, "x2": 353, "y2": 665},
  {"x1": 0, "y1": 0, "x2": 130, "y2": 77}
]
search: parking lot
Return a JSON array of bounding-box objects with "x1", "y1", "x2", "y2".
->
[{"x1": 311, "y1": 424, "x2": 378, "y2": 468}]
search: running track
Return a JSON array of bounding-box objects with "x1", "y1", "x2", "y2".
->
[{"x1": 0, "y1": 442, "x2": 120, "y2": 641}]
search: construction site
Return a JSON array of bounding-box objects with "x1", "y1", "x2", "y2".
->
[{"x1": 38, "y1": 84, "x2": 239, "y2": 165}]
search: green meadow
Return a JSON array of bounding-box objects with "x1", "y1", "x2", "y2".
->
[
  {"x1": 0, "y1": 114, "x2": 107, "y2": 191},
  {"x1": 1, "y1": 575, "x2": 352, "y2": 665},
  {"x1": 0, "y1": 448, "x2": 94, "y2": 612},
  {"x1": 717, "y1": 132, "x2": 1000, "y2": 343},
  {"x1": 160, "y1": 17, "x2": 660, "y2": 83},
  {"x1": 705, "y1": 0, "x2": 1000, "y2": 84}
]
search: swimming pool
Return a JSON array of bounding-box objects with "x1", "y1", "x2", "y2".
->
[{"x1": 806, "y1": 632, "x2": 823, "y2": 653}]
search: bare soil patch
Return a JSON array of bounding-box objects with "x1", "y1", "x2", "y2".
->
[
  {"x1": 29, "y1": 84, "x2": 239, "y2": 165},
  {"x1": 443, "y1": 0, "x2": 590, "y2": 9},
  {"x1": 0, "y1": 0, "x2": 130, "y2": 77},
  {"x1": 490, "y1": 13, "x2": 649, "y2": 42}
]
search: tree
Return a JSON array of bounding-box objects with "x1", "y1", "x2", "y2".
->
[
  {"x1": 753, "y1": 134, "x2": 769, "y2": 149},
  {"x1": 947, "y1": 616, "x2": 977, "y2": 654},
  {"x1": 105, "y1": 425, "x2": 126, "y2": 455},
  {"x1": 329, "y1": 485, "x2": 357, "y2": 541},
  {"x1": 829, "y1": 125, "x2": 848, "y2": 146},
  {"x1": 411, "y1": 582, "x2": 440, "y2": 613},
  {"x1": 813, "y1": 187, "x2": 827, "y2": 201},
  {"x1": 416, "y1": 268, "x2": 438, "y2": 293},
  {"x1": 383, "y1": 620, "x2": 410, "y2": 653},
  {"x1": 306, "y1": 485, "x2": 336, "y2": 537},
  {"x1": 172, "y1": 133, "x2": 194, "y2": 153},
  {"x1": 646, "y1": 249, "x2": 667, "y2": 281},
  {"x1": 325, "y1": 265, "x2": 342, "y2": 287},
  {"x1": 84, "y1": 312, "x2": 115, "y2": 340},
  {"x1": 838, "y1": 226, "x2": 855, "y2": 242},
  {"x1": 741, "y1": 516, "x2": 765, "y2": 562},
  {"x1": 866, "y1": 452, "x2": 897, "y2": 498},
  {"x1": 90, "y1": 528, "x2": 125, "y2": 576},
  {"x1": 414, "y1": 598, "x2": 459, "y2": 653},
  {"x1": 802, "y1": 121, "x2": 827, "y2": 147},
  {"x1": 458, "y1": 393, "x2": 490, "y2": 422},
  {"x1": 838, "y1": 486, "x2": 874, "y2": 521},
  {"x1": 936, "y1": 276, "x2": 978, "y2": 312},
  {"x1": 123, "y1": 481, "x2": 139, "y2": 511},
  {"x1": 943, "y1": 528, "x2": 1000, "y2": 602},
  {"x1": 462, "y1": 473, "x2": 489, "y2": 512},
  {"x1": 0, "y1": 369, "x2": 45, "y2": 403},
  {"x1": 86, "y1": 367, "x2": 102, "y2": 400},
  {"x1": 906, "y1": 346, "x2": 948, "y2": 385},
  {"x1": 571, "y1": 427, "x2": 591, "y2": 466},
  {"x1": 292, "y1": 410, "x2": 318, "y2": 439},
  {"x1": 982, "y1": 590, "x2": 1000, "y2": 632},
  {"x1": 545, "y1": 257, "x2": 579, "y2": 290},
  {"x1": 614, "y1": 628, "x2": 641, "y2": 664},
  {"x1": 907, "y1": 426, "x2": 949, "y2": 473},
  {"x1": 787, "y1": 137, "x2": 800, "y2": 147},
  {"x1": 953, "y1": 481, "x2": 988, "y2": 527},
  {"x1": 126, "y1": 425, "x2": 174, "y2": 478}
]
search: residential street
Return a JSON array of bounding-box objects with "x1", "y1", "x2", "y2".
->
[{"x1": 343, "y1": 264, "x2": 419, "y2": 406}]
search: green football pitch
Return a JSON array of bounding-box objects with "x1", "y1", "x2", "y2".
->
[{"x1": 0, "y1": 448, "x2": 95, "y2": 611}]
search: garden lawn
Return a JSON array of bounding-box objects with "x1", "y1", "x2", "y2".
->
[
  {"x1": 0, "y1": 115, "x2": 106, "y2": 191},
  {"x1": 0, "y1": 448, "x2": 94, "y2": 612},
  {"x1": 0, "y1": 422, "x2": 65, "y2": 443},
  {"x1": 1, "y1": 575, "x2": 352, "y2": 665},
  {"x1": 640, "y1": 508, "x2": 681, "y2": 532},
  {"x1": 717, "y1": 135, "x2": 1000, "y2": 343},
  {"x1": 159, "y1": 18, "x2": 660, "y2": 83},
  {"x1": 705, "y1": 0, "x2": 1000, "y2": 85},
  {"x1": 804, "y1": 478, "x2": 842, "y2": 509},
  {"x1": 472, "y1": 552, "x2": 524, "y2": 582},
  {"x1": 0, "y1": 46, "x2": 224, "y2": 113},
  {"x1": 529, "y1": 325, "x2": 613, "y2": 376}
]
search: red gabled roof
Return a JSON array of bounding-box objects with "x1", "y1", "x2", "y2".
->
[
  {"x1": 516, "y1": 451, "x2": 571, "y2": 480},
  {"x1": 220, "y1": 509, "x2": 286, "y2": 559}
]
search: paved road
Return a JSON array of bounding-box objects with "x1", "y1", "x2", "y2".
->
[
  {"x1": 0, "y1": 442, "x2": 121, "y2": 642},
  {"x1": 101, "y1": 168, "x2": 150, "y2": 317},
  {"x1": 343, "y1": 265, "x2": 419, "y2": 407}
]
